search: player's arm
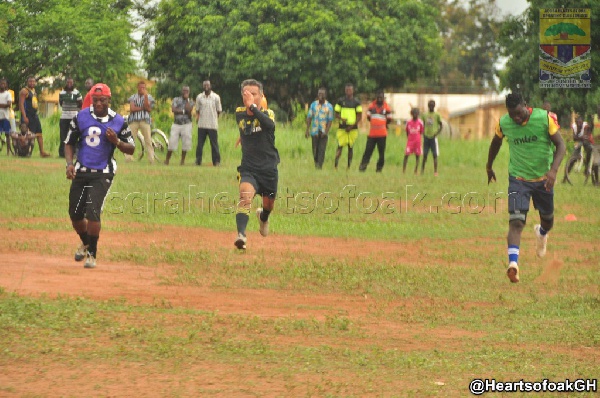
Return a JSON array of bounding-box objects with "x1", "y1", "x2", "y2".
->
[
  {"x1": 171, "y1": 99, "x2": 182, "y2": 116},
  {"x1": 325, "y1": 112, "x2": 333, "y2": 135},
  {"x1": 142, "y1": 94, "x2": 153, "y2": 113},
  {"x1": 334, "y1": 103, "x2": 341, "y2": 121},
  {"x1": 248, "y1": 105, "x2": 275, "y2": 131},
  {"x1": 305, "y1": 107, "x2": 313, "y2": 138},
  {"x1": 435, "y1": 114, "x2": 443, "y2": 137},
  {"x1": 129, "y1": 98, "x2": 142, "y2": 112},
  {"x1": 545, "y1": 114, "x2": 565, "y2": 191},
  {"x1": 64, "y1": 116, "x2": 81, "y2": 179},
  {"x1": 486, "y1": 125, "x2": 504, "y2": 184},
  {"x1": 19, "y1": 88, "x2": 28, "y2": 123},
  {"x1": 184, "y1": 99, "x2": 193, "y2": 116},
  {"x1": 116, "y1": 123, "x2": 136, "y2": 155}
]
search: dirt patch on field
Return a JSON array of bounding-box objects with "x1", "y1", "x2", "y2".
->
[{"x1": 0, "y1": 218, "x2": 596, "y2": 397}]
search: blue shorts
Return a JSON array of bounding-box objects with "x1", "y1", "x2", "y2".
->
[
  {"x1": 507, "y1": 176, "x2": 554, "y2": 221},
  {"x1": 423, "y1": 137, "x2": 438, "y2": 157},
  {"x1": 0, "y1": 119, "x2": 10, "y2": 133}
]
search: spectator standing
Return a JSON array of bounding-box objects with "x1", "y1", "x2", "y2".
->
[
  {"x1": 305, "y1": 87, "x2": 334, "y2": 169},
  {"x1": 128, "y1": 81, "x2": 155, "y2": 163},
  {"x1": 58, "y1": 77, "x2": 82, "y2": 157},
  {"x1": 359, "y1": 90, "x2": 392, "y2": 172},
  {"x1": 195, "y1": 80, "x2": 222, "y2": 166},
  {"x1": 165, "y1": 86, "x2": 194, "y2": 166}
]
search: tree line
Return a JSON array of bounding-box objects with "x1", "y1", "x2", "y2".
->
[{"x1": 1, "y1": 0, "x2": 597, "y2": 122}]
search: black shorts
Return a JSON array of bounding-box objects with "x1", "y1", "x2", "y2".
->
[
  {"x1": 507, "y1": 176, "x2": 553, "y2": 221},
  {"x1": 69, "y1": 173, "x2": 114, "y2": 222},
  {"x1": 237, "y1": 167, "x2": 278, "y2": 199},
  {"x1": 423, "y1": 137, "x2": 438, "y2": 157},
  {"x1": 22, "y1": 113, "x2": 42, "y2": 134}
]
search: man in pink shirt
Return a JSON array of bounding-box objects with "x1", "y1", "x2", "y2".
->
[{"x1": 403, "y1": 108, "x2": 423, "y2": 174}]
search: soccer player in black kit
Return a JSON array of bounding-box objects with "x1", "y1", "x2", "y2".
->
[{"x1": 234, "y1": 79, "x2": 279, "y2": 250}]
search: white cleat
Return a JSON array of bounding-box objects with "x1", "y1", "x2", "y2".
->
[
  {"x1": 256, "y1": 208, "x2": 269, "y2": 237},
  {"x1": 534, "y1": 224, "x2": 548, "y2": 258},
  {"x1": 507, "y1": 261, "x2": 519, "y2": 283},
  {"x1": 234, "y1": 233, "x2": 247, "y2": 250}
]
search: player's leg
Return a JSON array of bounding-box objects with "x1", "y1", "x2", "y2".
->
[
  {"x1": 82, "y1": 174, "x2": 113, "y2": 268},
  {"x1": 235, "y1": 174, "x2": 257, "y2": 250},
  {"x1": 375, "y1": 137, "x2": 386, "y2": 172},
  {"x1": 505, "y1": 177, "x2": 532, "y2": 283},
  {"x1": 415, "y1": 142, "x2": 423, "y2": 175},
  {"x1": 532, "y1": 181, "x2": 554, "y2": 258},
  {"x1": 432, "y1": 137, "x2": 439, "y2": 175},
  {"x1": 208, "y1": 128, "x2": 221, "y2": 166},
  {"x1": 255, "y1": 169, "x2": 278, "y2": 237},
  {"x1": 334, "y1": 129, "x2": 346, "y2": 169},
  {"x1": 421, "y1": 138, "x2": 431, "y2": 174},
  {"x1": 316, "y1": 135, "x2": 328, "y2": 169},
  {"x1": 347, "y1": 129, "x2": 358, "y2": 169},
  {"x1": 68, "y1": 176, "x2": 90, "y2": 262},
  {"x1": 165, "y1": 123, "x2": 181, "y2": 165},
  {"x1": 29, "y1": 115, "x2": 49, "y2": 157},
  {"x1": 140, "y1": 121, "x2": 154, "y2": 163},
  {"x1": 196, "y1": 128, "x2": 208, "y2": 165},
  {"x1": 180, "y1": 123, "x2": 192, "y2": 166},
  {"x1": 359, "y1": 137, "x2": 376, "y2": 171},
  {"x1": 311, "y1": 135, "x2": 319, "y2": 167}
]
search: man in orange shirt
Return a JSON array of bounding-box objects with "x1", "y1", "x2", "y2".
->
[{"x1": 359, "y1": 90, "x2": 392, "y2": 172}]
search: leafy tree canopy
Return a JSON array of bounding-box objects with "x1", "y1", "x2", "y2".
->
[
  {"x1": 143, "y1": 0, "x2": 442, "y2": 118},
  {"x1": 0, "y1": 0, "x2": 137, "y2": 104}
]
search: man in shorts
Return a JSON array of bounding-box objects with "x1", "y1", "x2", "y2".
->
[
  {"x1": 334, "y1": 83, "x2": 362, "y2": 170},
  {"x1": 234, "y1": 79, "x2": 279, "y2": 250},
  {"x1": 165, "y1": 85, "x2": 194, "y2": 165},
  {"x1": 421, "y1": 99, "x2": 442, "y2": 175},
  {"x1": 486, "y1": 92, "x2": 566, "y2": 283},
  {"x1": 64, "y1": 83, "x2": 135, "y2": 268},
  {"x1": 19, "y1": 76, "x2": 50, "y2": 157}
]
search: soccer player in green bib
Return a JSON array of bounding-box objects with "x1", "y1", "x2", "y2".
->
[{"x1": 486, "y1": 93, "x2": 566, "y2": 283}]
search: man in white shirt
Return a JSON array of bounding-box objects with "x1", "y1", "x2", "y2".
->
[
  {"x1": 0, "y1": 78, "x2": 12, "y2": 155},
  {"x1": 195, "y1": 80, "x2": 222, "y2": 166}
]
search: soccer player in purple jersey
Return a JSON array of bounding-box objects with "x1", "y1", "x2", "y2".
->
[{"x1": 64, "y1": 83, "x2": 135, "y2": 268}]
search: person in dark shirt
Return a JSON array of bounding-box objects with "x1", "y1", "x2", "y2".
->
[{"x1": 233, "y1": 79, "x2": 279, "y2": 250}]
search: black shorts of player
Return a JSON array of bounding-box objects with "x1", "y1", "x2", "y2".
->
[
  {"x1": 237, "y1": 167, "x2": 278, "y2": 199},
  {"x1": 423, "y1": 137, "x2": 438, "y2": 157},
  {"x1": 507, "y1": 175, "x2": 553, "y2": 222},
  {"x1": 69, "y1": 172, "x2": 114, "y2": 222},
  {"x1": 22, "y1": 114, "x2": 42, "y2": 134}
]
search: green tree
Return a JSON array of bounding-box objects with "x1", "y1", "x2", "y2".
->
[
  {"x1": 499, "y1": 0, "x2": 600, "y2": 123},
  {"x1": 143, "y1": 0, "x2": 442, "y2": 118},
  {"x1": 0, "y1": 0, "x2": 136, "y2": 103},
  {"x1": 416, "y1": 0, "x2": 503, "y2": 93}
]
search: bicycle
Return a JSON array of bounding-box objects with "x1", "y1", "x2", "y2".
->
[{"x1": 136, "y1": 128, "x2": 169, "y2": 162}]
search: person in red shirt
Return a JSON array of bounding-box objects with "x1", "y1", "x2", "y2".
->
[
  {"x1": 359, "y1": 90, "x2": 392, "y2": 172},
  {"x1": 403, "y1": 108, "x2": 424, "y2": 174},
  {"x1": 81, "y1": 78, "x2": 95, "y2": 109}
]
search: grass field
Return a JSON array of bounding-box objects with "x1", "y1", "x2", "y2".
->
[{"x1": 0, "y1": 115, "x2": 598, "y2": 397}]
